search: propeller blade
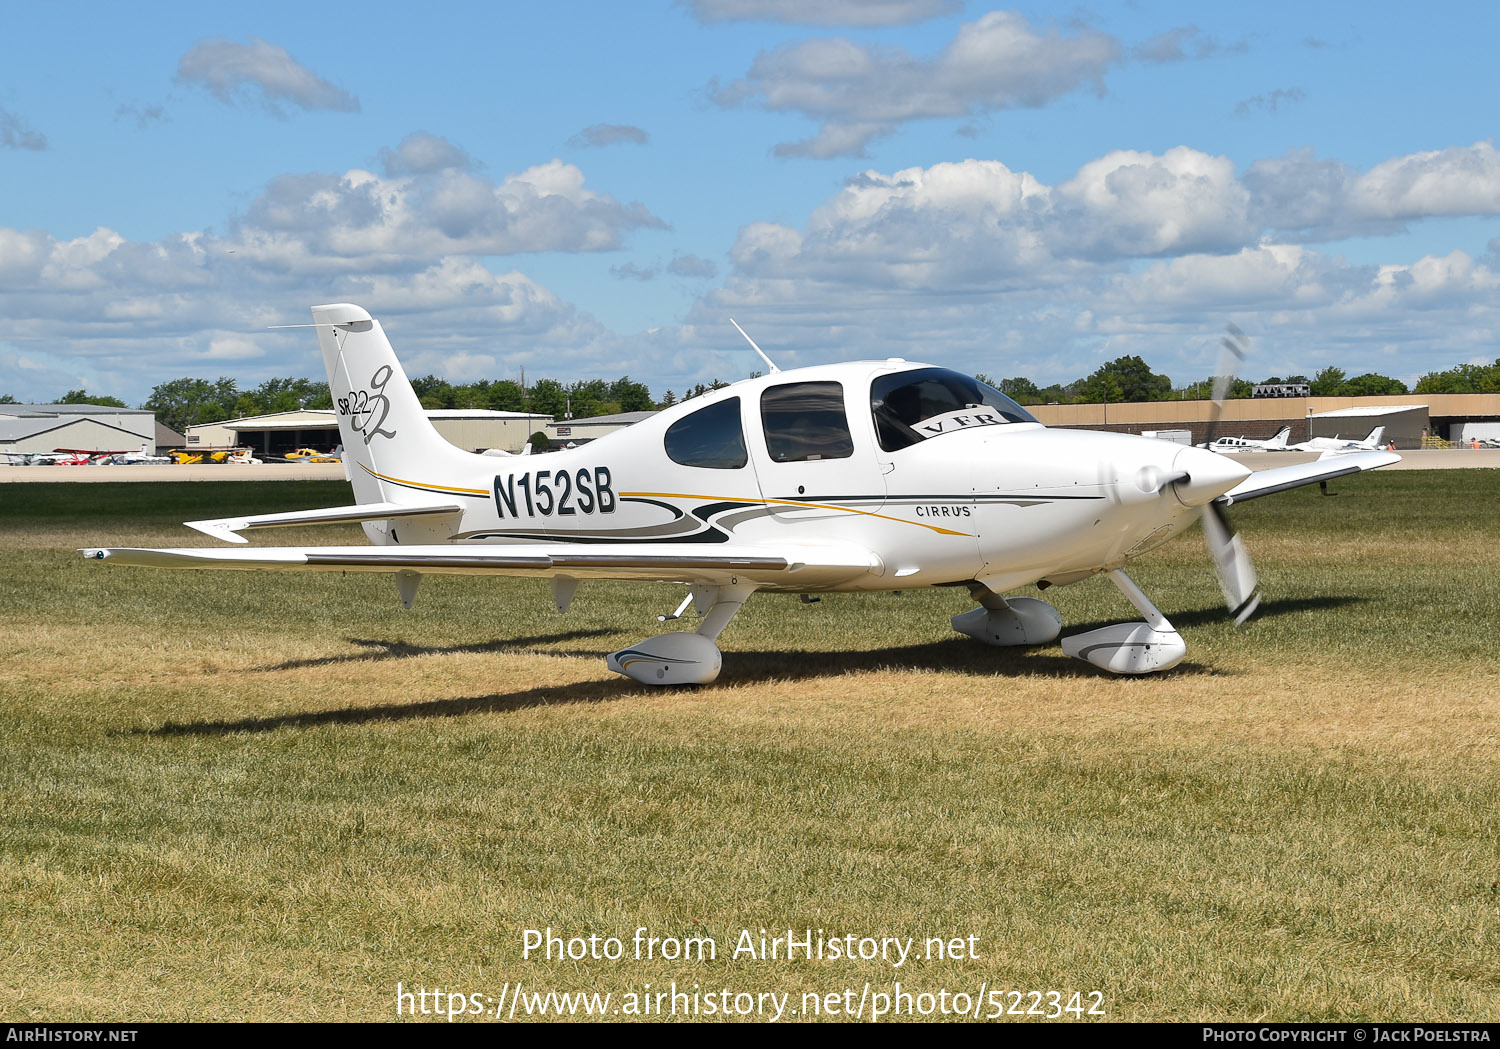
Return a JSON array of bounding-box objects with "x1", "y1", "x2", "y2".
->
[
  {"x1": 1200, "y1": 501, "x2": 1260, "y2": 625},
  {"x1": 1201, "y1": 323, "x2": 1249, "y2": 449}
]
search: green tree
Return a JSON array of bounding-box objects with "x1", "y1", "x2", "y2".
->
[
  {"x1": 0, "y1": 394, "x2": 16, "y2": 404},
  {"x1": 144, "y1": 377, "x2": 240, "y2": 435},
  {"x1": 1076, "y1": 356, "x2": 1173, "y2": 403},
  {"x1": 58, "y1": 389, "x2": 128, "y2": 407},
  {"x1": 1309, "y1": 366, "x2": 1347, "y2": 397},
  {"x1": 527, "y1": 378, "x2": 568, "y2": 418},
  {"x1": 482, "y1": 380, "x2": 526, "y2": 412},
  {"x1": 253, "y1": 377, "x2": 330, "y2": 413},
  {"x1": 997, "y1": 376, "x2": 1043, "y2": 404},
  {"x1": 566, "y1": 378, "x2": 611, "y2": 418},
  {"x1": 609, "y1": 377, "x2": 655, "y2": 413},
  {"x1": 1413, "y1": 359, "x2": 1500, "y2": 394},
  {"x1": 1340, "y1": 372, "x2": 1409, "y2": 396},
  {"x1": 410, "y1": 375, "x2": 456, "y2": 409}
]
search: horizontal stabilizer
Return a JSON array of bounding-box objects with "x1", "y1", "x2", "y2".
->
[
  {"x1": 1217, "y1": 450, "x2": 1400, "y2": 505},
  {"x1": 184, "y1": 501, "x2": 464, "y2": 543},
  {"x1": 82, "y1": 542, "x2": 880, "y2": 587}
]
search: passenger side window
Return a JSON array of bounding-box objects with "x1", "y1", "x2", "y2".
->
[
  {"x1": 663, "y1": 396, "x2": 748, "y2": 469},
  {"x1": 760, "y1": 382, "x2": 854, "y2": 462}
]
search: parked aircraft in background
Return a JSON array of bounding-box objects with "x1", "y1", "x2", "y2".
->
[
  {"x1": 283, "y1": 447, "x2": 342, "y2": 463},
  {"x1": 1206, "y1": 426, "x2": 1291, "y2": 454},
  {"x1": 104, "y1": 443, "x2": 171, "y2": 465},
  {"x1": 1288, "y1": 427, "x2": 1387, "y2": 455},
  {"x1": 84, "y1": 304, "x2": 1399, "y2": 682},
  {"x1": 22, "y1": 450, "x2": 99, "y2": 465}
]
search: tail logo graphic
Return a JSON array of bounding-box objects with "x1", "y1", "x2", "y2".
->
[{"x1": 339, "y1": 364, "x2": 398, "y2": 445}]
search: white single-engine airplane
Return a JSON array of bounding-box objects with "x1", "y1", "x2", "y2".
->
[
  {"x1": 1287, "y1": 426, "x2": 1387, "y2": 456},
  {"x1": 1205, "y1": 426, "x2": 1291, "y2": 453},
  {"x1": 83, "y1": 303, "x2": 1400, "y2": 683}
]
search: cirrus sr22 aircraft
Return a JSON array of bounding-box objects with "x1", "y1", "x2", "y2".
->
[{"x1": 83, "y1": 303, "x2": 1399, "y2": 684}]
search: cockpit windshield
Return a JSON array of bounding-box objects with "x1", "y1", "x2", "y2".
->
[{"x1": 870, "y1": 367, "x2": 1037, "y2": 452}]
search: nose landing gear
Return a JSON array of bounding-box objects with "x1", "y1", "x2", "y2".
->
[{"x1": 1059, "y1": 568, "x2": 1187, "y2": 674}]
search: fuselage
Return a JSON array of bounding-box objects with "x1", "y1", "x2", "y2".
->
[{"x1": 358, "y1": 360, "x2": 1248, "y2": 596}]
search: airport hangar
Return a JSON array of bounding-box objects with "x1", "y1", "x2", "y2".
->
[
  {"x1": 1029, "y1": 392, "x2": 1500, "y2": 448},
  {"x1": 0, "y1": 403, "x2": 184, "y2": 455},
  {"x1": 186, "y1": 408, "x2": 555, "y2": 456},
  {"x1": 545, "y1": 410, "x2": 658, "y2": 448}
]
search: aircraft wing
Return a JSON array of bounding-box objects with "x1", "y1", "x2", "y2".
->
[
  {"x1": 81, "y1": 541, "x2": 881, "y2": 588},
  {"x1": 1216, "y1": 450, "x2": 1401, "y2": 505},
  {"x1": 183, "y1": 501, "x2": 465, "y2": 543}
]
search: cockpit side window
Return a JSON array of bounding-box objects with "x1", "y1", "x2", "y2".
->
[
  {"x1": 760, "y1": 381, "x2": 854, "y2": 462},
  {"x1": 663, "y1": 396, "x2": 748, "y2": 469},
  {"x1": 871, "y1": 368, "x2": 1037, "y2": 452}
]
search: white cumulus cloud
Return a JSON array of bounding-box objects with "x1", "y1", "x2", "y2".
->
[
  {"x1": 0, "y1": 140, "x2": 667, "y2": 402},
  {"x1": 175, "y1": 37, "x2": 360, "y2": 115},
  {"x1": 715, "y1": 11, "x2": 1121, "y2": 157},
  {"x1": 378, "y1": 132, "x2": 476, "y2": 176}
]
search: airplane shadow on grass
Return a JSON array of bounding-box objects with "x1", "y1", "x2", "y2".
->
[
  {"x1": 148, "y1": 593, "x2": 1364, "y2": 736},
  {"x1": 255, "y1": 628, "x2": 621, "y2": 672}
]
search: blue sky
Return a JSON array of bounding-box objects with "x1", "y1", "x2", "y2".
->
[{"x1": 3, "y1": 1, "x2": 1498, "y2": 404}]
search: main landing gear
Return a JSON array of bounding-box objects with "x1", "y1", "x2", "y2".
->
[
  {"x1": 607, "y1": 582, "x2": 757, "y2": 686},
  {"x1": 614, "y1": 567, "x2": 1190, "y2": 686},
  {"x1": 955, "y1": 569, "x2": 1187, "y2": 675}
]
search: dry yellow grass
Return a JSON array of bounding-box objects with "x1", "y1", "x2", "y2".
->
[{"x1": 1, "y1": 476, "x2": 1498, "y2": 1021}]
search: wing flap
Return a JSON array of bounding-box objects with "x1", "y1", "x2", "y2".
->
[
  {"x1": 184, "y1": 501, "x2": 465, "y2": 543},
  {"x1": 1217, "y1": 450, "x2": 1401, "y2": 505},
  {"x1": 82, "y1": 542, "x2": 881, "y2": 587}
]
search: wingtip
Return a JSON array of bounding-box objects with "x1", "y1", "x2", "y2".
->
[{"x1": 184, "y1": 519, "x2": 251, "y2": 544}]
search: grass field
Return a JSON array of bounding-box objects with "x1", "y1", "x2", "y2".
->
[{"x1": 1, "y1": 473, "x2": 1497, "y2": 1022}]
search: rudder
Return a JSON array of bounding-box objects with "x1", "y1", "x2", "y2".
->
[{"x1": 311, "y1": 303, "x2": 477, "y2": 505}]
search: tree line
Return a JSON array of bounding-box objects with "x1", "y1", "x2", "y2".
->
[
  {"x1": 982, "y1": 356, "x2": 1418, "y2": 406},
  {"x1": 5, "y1": 355, "x2": 1496, "y2": 436}
]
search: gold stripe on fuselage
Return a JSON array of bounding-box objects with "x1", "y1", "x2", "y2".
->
[{"x1": 622, "y1": 491, "x2": 972, "y2": 537}]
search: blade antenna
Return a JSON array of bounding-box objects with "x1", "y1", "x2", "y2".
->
[{"x1": 729, "y1": 318, "x2": 781, "y2": 374}]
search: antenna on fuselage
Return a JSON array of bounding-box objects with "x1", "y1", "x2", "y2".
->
[{"x1": 729, "y1": 318, "x2": 781, "y2": 374}]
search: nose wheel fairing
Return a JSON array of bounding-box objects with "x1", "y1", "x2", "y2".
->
[{"x1": 1058, "y1": 568, "x2": 1187, "y2": 675}]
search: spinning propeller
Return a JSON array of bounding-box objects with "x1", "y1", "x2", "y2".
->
[{"x1": 1181, "y1": 324, "x2": 1261, "y2": 625}]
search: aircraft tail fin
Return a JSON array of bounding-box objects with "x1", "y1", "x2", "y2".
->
[
  {"x1": 1266, "y1": 425, "x2": 1291, "y2": 450},
  {"x1": 1364, "y1": 426, "x2": 1385, "y2": 448},
  {"x1": 310, "y1": 303, "x2": 478, "y2": 506}
]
